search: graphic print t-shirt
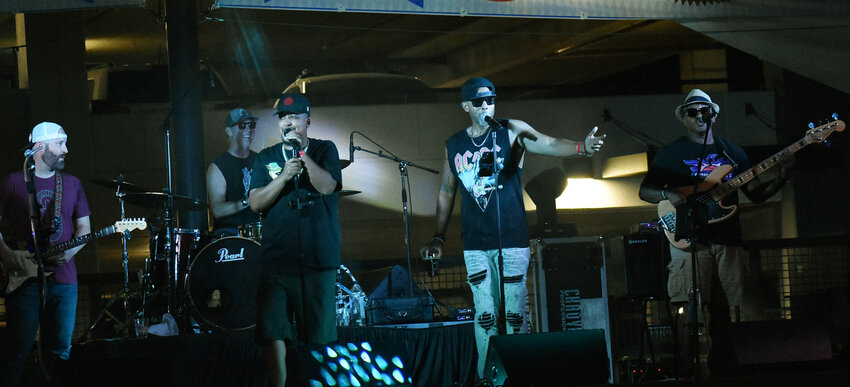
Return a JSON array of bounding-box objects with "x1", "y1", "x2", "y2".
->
[
  {"x1": 0, "y1": 172, "x2": 90, "y2": 284},
  {"x1": 445, "y1": 124, "x2": 529, "y2": 250},
  {"x1": 644, "y1": 136, "x2": 750, "y2": 245}
]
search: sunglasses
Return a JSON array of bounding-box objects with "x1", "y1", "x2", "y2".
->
[
  {"x1": 235, "y1": 121, "x2": 257, "y2": 130},
  {"x1": 469, "y1": 96, "x2": 496, "y2": 108},
  {"x1": 685, "y1": 107, "x2": 713, "y2": 118}
]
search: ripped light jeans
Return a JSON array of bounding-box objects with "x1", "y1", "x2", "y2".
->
[{"x1": 464, "y1": 247, "x2": 530, "y2": 378}]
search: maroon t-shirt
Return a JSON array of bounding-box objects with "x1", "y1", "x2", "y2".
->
[{"x1": 0, "y1": 171, "x2": 90, "y2": 284}]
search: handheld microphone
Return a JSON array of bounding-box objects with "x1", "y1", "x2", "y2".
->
[
  {"x1": 484, "y1": 115, "x2": 503, "y2": 130},
  {"x1": 428, "y1": 258, "x2": 439, "y2": 277},
  {"x1": 349, "y1": 132, "x2": 355, "y2": 164}
]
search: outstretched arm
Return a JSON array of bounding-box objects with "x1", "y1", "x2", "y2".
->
[{"x1": 507, "y1": 119, "x2": 605, "y2": 157}]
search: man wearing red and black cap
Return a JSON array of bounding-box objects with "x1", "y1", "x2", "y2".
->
[
  {"x1": 0, "y1": 122, "x2": 91, "y2": 386},
  {"x1": 206, "y1": 108, "x2": 261, "y2": 236},
  {"x1": 248, "y1": 92, "x2": 342, "y2": 386},
  {"x1": 420, "y1": 77, "x2": 607, "y2": 379}
]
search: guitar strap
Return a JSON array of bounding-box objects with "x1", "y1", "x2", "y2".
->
[
  {"x1": 42, "y1": 173, "x2": 64, "y2": 239},
  {"x1": 715, "y1": 137, "x2": 741, "y2": 171}
]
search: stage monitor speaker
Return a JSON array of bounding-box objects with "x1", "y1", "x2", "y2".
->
[
  {"x1": 730, "y1": 319, "x2": 832, "y2": 366},
  {"x1": 483, "y1": 330, "x2": 609, "y2": 386},
  {"x1": 368, "y1": 265, "x2": 422, "y2": 299},
  {"x1": 622, "y1": 231, "x2": 669, "y2": 298}
]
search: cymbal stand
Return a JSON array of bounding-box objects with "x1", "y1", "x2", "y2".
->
[
  {"x1": 80, "y1": 175, "x2": 138, "y2": 341},
  {"x1": 160, "y1": 107, "x2": 181, "y2": 330}
]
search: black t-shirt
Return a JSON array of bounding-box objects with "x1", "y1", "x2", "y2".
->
[
  {"x1": 250, "y1": 139, "x2": 342, "y2": 269},
  {"x1": 642, "y1": 136, "x2": 751, "y2": 245},
  {"x1": 212, "y1": 151, "x2": 260, "y2": 229},
  {"x1": 445, "y1": 122, "x2": 530, "y2": 250}
]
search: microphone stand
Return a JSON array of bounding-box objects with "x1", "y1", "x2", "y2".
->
[
  {"x1": 679, "y1": 117, "x2": 713, "y2": 379},
  {"x1": 23, "y1": 155, "x2": 51, "y2": 382},
  {"x1": 484, "y1": 118, "x2": 507, "y2": 335},
  {"x1": 287, "y1": 141, "x2": 313, "y2": 341},
  {"x1": 351, "y1": 143, "x2": 438, "y2": 297}
]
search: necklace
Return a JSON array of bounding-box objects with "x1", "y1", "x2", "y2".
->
[{"x1": 470, "y1": 127, "x2": 491, "y2": 148}]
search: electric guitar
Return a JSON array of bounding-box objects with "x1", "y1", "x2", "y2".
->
[
  {"x1": 658, "y1": 118, "x2": 845, "y2": 250},
  {"x1": 0, "y1": 218, "x2": 146, "y2": 294}
]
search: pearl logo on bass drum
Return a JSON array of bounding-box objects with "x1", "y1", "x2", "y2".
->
[{"x1": 215, "y1": 247, "x2": 246, "y2": 263}]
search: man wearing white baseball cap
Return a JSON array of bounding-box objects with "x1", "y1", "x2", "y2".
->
[
  {"x1": 0, "y1": 121, "x2": 91, "y2": 385},
  {"x1": 639, "y1": 89, "x2": 792, "y2": 377}
]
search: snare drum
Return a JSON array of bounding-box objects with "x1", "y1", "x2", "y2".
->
[
  {"x1": 150, "y1": 228, "x2": 201, "y2": 263},
  {"x1": 185, "y1": 237, "x2": 262, "y2": 331},
  {"x1": 238, "y1": 222, "x2": 263, "y2": 243}
]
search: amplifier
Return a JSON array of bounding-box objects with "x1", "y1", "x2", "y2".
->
[{"x1": 366, "y1": 296, "x2": 435, "y2": 325}]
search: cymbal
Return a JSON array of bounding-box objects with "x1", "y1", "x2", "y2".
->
[
  {"x1": 340, "y1": 159, "x2": 351, "y2": 169},
  {"x1": 122, "y1": 192, "x2": 207, "y2": 211},
  {"x1": 338, "y1": 190, "x2": 360, "y2": 197},
  {"x1": 90, "y1": 178, "x2": 149, "y2": 193}
]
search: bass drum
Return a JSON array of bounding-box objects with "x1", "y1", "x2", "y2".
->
[{"x1": 186, "y1": 237, "x2": 262, "y2": 331}]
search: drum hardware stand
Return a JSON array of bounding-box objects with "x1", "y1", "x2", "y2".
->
[
  {"x1": 350, "y1": 133, "x2": 438, "y2": 296},
  {"x1": 80, "y1": 175, "x2": 143, "y2": 341},
  {"x1": 336, "y1": 264, "x2": 367, "y2": 326}
]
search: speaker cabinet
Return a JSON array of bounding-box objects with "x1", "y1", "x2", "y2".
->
[
  {"x1": 530, "y1": 236, "x2": 613, "y2": 383},
  {"x1": 622, "y1": 231, "x2": 669, "y2": 298},
  {"x1": 484, "y1": 330, "x2": 609, "y2": 386}
]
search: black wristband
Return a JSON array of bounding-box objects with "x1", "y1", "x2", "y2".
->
[{"x1": 432, "y1": 233, "x2": 445, "y2": 244}]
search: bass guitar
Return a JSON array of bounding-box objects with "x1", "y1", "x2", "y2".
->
[
  {"x1": 658, "y1": 118, "x2": 844, "y2": 250},
  {"x1": 0, "y1": 218, "x2": 146, "y2": 294}
]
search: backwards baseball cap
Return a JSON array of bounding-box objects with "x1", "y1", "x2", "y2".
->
[
  {"x1": 226, "y1": 108, "x2": 258, "y2": 127},
  {"x1": 274, "y1": 92, "x2": 311, "y2": 116},
  {"x1": 674, "y1": 89, "x2": 720, "y2": 120},
  {"x1": 461, "y1": 77, "x2": 496, "y2": 101},
  {"x1": 29, "y1": 122, "x2": 67, "y2": 143}
]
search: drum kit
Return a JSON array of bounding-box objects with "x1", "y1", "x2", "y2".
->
[{"x1": 84, "y1": 173, "x2": 366, "y2": 339}]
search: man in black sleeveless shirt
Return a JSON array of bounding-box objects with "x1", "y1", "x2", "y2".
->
[
  {"x1": 420, "y1": 77, "x2": 607, "y2": 379},
  {"x1": 206, "y1": 108, "x2": 261, "y2": 236}
]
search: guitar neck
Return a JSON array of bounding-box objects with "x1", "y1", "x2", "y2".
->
[
  {"x1": 45, "y1": 225, "x2": 115, "y2": 256},
  {"x1": 709, "y1": 136, "x2": 810, "y2": 200}
]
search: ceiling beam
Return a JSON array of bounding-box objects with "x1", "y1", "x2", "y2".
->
[{"x1": 413, "y1": 19, "x2": 652, "y2": 88}]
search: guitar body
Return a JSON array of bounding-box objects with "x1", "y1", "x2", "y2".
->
[
  {"x1": 657, "y1": 197, "x2": 738, "y2": 251},
  {"x1": 0, "y1": 242, "x2": 41, "y2": 296},
  {"x1": 0, "y1": 219, "x2": 146, "y2": 294}
]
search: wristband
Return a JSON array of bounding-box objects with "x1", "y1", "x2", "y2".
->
[
  {"x1": 577, "y1": 142, "x2": 592, "y2": 157},
  {"x1": 298, "y1": 150, "x2": 306, "y2": 157},
  {"x1": 432, "y1": 233, "x2": 445, "y2": 244},
  {"x1": 660, "y1": 189, "x2": 667, "y2": 200}
]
